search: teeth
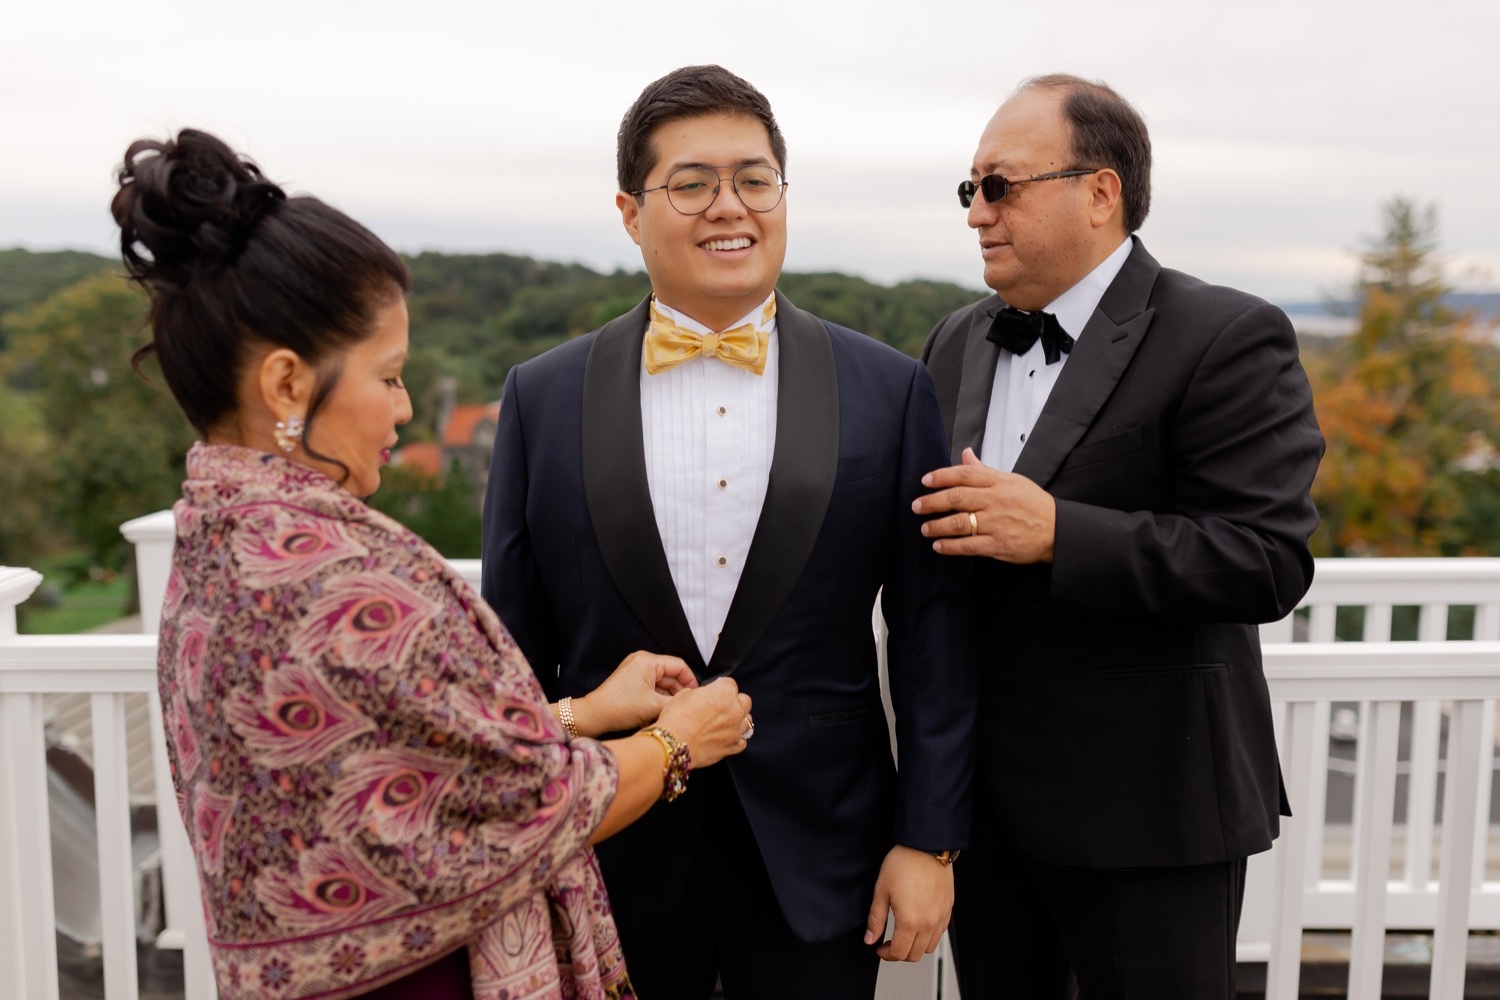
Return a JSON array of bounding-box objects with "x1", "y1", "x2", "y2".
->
[{"x1": 703, "y1": 238, "x2": 752, "y2": 251}]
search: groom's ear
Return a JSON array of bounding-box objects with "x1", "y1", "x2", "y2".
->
[{"x1": 616, "y1": 191, "x2": 643, "y2": 247}]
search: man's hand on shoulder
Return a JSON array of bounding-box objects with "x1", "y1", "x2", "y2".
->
[
  {"x1": 863, "y1": 845, "x2": 954, "y2": 962},
  {"x1": 913, "y1": 448, "x2": 1055, "y2": 563}
]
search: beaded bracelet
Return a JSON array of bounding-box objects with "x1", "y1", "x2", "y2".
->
[
  {"x1": 557, "y1": 697, "x2": 580, "y2": 740},
  {"x1": 641, "y1": 726, "x2": 691, "y2": 802}
]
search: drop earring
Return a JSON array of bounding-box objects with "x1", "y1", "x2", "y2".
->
[{"x1": 273, "y1": 414, "x2": 304, "y2": 453}]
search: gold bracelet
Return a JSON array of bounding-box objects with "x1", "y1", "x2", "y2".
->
[
  {"x1": 641, "y1": 726, "x2": 691, "y2": 802},
  {"x1": 557, "y1": 697, "x2": 580, "y2": 740}
]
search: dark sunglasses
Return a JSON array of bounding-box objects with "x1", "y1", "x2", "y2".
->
[{"x1": 957, "y1": 168, "x2": 1101, "y2": 208}]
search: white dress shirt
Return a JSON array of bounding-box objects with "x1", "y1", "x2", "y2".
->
[
  {"x1": 980, "y1": 238, "x2": 1133, "y2": 472},
  {"x1": 640, "y1": 295, "x2": 779, "y2": 663}
]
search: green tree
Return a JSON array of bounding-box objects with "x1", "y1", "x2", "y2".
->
[
  {"x1": 2, "y1": 274, "x2": 196, "y2": 574},
  {"x1": 1309, "y1": 199, "x2": 1500, "y2": 555},
  {"x1": 367, "y1": 462, "x2": 483, "y2": 558},
  {"x1": 0, "y1": 390, "x2": 57, "y2": 566}
]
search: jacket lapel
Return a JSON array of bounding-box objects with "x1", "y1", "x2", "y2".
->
[
  {"x1": 1011, "y1": 240, "x2": 1159, "y2": 488},
  {"x1": 707, "y1": 291, "x2": 839, "y2": 678},
  {"x1": 581, "y1": 298, "x2": 702, "y2": 668},
  {"x1": 949, "y1": 297, "x2": 1005, "y2": 463}
]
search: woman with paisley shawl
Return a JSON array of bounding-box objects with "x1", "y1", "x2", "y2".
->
[{"x1": 112, "y1": 128, "x2": 753, "y2": 1000}]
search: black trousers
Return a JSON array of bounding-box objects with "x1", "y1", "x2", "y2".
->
[
  {"x1": 614, "y1": 768, "x2": 880, "y2": 1000},
  {"x1": 950, "y1": 801, "x2": 1247, "y2": 1000}
]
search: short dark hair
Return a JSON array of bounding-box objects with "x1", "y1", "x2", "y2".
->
[
  {"x1": 1019, "y1": 74, "x2": 1152, "y2": 233},
  {"x1": 616, "y1": 65, "x2": 787, "y2": 196},
  {"x1": 111, "y1": 128, "x2": 410, "y2": 475}
]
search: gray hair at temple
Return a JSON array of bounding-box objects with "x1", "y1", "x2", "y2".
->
[{"x1": 1018, "y1": 74, "x2": 1153, "y2": 234}]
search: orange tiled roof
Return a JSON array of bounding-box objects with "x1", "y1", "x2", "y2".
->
[
  {"x1": 442, "y1": 402, "x2": 502, "y2": 447},
  {"x1": 392, "y1": 441, "x2": 443, "y2": 476}
]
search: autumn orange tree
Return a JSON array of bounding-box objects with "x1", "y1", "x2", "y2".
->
[{"x1": 1309, "y1": 199, "x2": 1500, "y2": 555}]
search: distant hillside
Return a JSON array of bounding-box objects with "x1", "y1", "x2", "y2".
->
[
  {"x1": 0, "y1": 248, "x2": 987, "y2": 439},
  {"x1": 0, "y1": 249, "x2": 116, "y2": 335}
]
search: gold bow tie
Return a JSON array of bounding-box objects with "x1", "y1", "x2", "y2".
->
[{"x1": 644, "y1": 299, "x2": 774, "y2": 376}]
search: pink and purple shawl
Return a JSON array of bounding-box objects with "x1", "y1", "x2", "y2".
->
[{"x1": 156, "y1": 443, "x2": 632, "y2": 999}]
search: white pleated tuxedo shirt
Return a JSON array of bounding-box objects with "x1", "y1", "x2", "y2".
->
[
  {"x1": 980, "y1": 237, "x2": 1132, "y2": 472},
  {"x1": 639, "y1": 295, "x2": 779, "y2": 663}
]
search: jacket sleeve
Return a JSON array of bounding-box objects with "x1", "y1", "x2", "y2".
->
[
  {"x1": 881, "y1": 362, "x2": 977, "y2": 851},
  {"x1": 1050, "y1": 302, "x2": 1325, "y2": 622},
  {"x1": 481, "y1": 364, "x2": 563, "y2": 700}
]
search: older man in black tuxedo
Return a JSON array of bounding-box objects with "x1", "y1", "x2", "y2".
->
[{"x1": 916, "y1": 74, "x2": 1324, "y2": 999}]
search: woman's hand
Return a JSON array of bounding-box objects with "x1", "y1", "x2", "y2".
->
[
  {"x1": 654, "y1": 677, "x2": 753, "y2": 768},
  {"x1": 569, "y1": 651, "x2": 697, "y2": 737}
]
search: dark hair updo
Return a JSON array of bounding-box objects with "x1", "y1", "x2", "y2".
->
[{"x1": 111, "y1": 128, "x2": 410, "y2": 446}]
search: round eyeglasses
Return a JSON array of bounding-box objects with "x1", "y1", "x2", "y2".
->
[
  {"x1": 632, "y1": 164, "x2": 788, "y2": 215},
  {"x1": 957, "y1": 168, "x2": 1101, "y2": 208}
]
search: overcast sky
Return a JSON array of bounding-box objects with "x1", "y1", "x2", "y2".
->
[{"x1": 3, "y1": 0, "x2": 1496, "y2": 305}]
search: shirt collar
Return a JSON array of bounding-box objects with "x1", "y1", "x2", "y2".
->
[
  {"x1": 650, "y1": 292, "x2": 778, "y2": 337},
  {"x1": 1042, "y1": 236, "x2": 1133, "y2": 340}
]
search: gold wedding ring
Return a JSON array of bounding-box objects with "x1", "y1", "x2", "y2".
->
[{"x1": 968, "y1": 512, "x2": 979, "y2": 536}]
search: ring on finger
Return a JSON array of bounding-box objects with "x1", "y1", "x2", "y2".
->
[
  {"x1": 968, "y1": 512, "x2": 979, "y2": 536},
  {"x1": 741, "y1": 714, "x2": 755, "y2": 740}
]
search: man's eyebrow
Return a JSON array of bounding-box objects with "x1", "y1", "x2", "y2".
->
[
  {"x1": 665, "y1": 156, "x2": 773, "y2": 173},
  {"x1": 973, "y1": 158, "x2": 1017, "y2": 178}
]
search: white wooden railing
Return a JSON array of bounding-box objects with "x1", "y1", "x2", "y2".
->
[
  {"x1": 3, "y1": 517, "x2": 1500, "y2": 1000},
  {"x1": 1245, "y1": 561, "x2": 1500, "y2": 999}
]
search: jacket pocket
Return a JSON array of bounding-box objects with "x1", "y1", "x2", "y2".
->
[
  {"x1": 1061, "y1": 425, "x2": 1144, "y2": 472},
  {"x1": 835, "y1": 450, "x2": 884, "y2": 487},
  {"x1": 809, "y1": 702, "x2": 881, "y2": 726}
]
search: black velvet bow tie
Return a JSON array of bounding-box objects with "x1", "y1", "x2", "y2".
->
[{"x1": 986, "y1": 306, "x2": 1075, "y2": 365}]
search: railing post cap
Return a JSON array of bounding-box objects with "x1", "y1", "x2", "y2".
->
[
  {"x1": 120, "y1": 509, "x2": 177, "y2": 544},
  {"x1": 0, "y1": 566, "x2": 45, "y2": 607}
]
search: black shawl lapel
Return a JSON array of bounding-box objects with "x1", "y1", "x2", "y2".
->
[
  {"x1": 707, "y1": 291, "x2": 839, "y2": 678},
  {"x1": 582, "y1": 297, "x2": 702, "y2": 668},
  {"x1": 949, "y1": 297, "x2": 1005, "y2": 463},
  {"x1": 1012, "y1": 239, "x2": 1160, "y2": 488}
]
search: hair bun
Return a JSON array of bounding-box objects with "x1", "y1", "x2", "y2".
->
[{"x1": 112, "y1": 128, "x2": 286, "y2": 287}]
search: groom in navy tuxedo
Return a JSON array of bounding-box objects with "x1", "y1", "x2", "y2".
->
[
  {"x1": 481, "y1": 65, "x2": 974, "y2": 999},
  {"x1": 917, "y1": 74, "x2": 1324, "y2": 998}
]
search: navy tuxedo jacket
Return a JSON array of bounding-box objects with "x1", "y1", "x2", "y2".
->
[
  {"x1": 482, "y1": 292, "x2": 975, "y2": 942},
  {"x1": 922, "y1": 238, "x2": 1324, "y2": 869}
]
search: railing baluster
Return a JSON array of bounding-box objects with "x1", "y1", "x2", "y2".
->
[
  {"x1": 1431, "y1": 698, "x2": 1485, "y2": 998},
  {"x1": 1, "y1": 691, "x2": 61, "y2": 1000},
  {"x1": 1303, "y1": 701, "x2": 1332, "y2": 889},
  {"x1": 1309, "y1": 604, "x2": 1337, "y2": 643},
  {"x1": 1404, "y1": 607, "x2": 1449, "y2": 891},
  {"x1": 1476, "y1": 604, "x2": 1500, "y2": 641},
  {"x1": 1473, "y1": 702, "x2": 1496, "y2": 892},
  {"x1": 91, "y1": 693, "x2": 141, "y2": 1000},
  {"x1": 1363, "y1": 604, "x2": 1394, "y2": 641},
  {"x1": 1347, "y1": 699, "x2": 1401, "y2": 1000},
  {"x1": 1268, "y1": 698, "x2": 1317, "y2": 1000}
]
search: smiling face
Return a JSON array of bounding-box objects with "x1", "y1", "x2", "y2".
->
[
  {"x1": 301, "y1": 296, "x2": 412, "y2": 497},
  {"x1": 617, "y1": 113, "x2": 787, "y2": 331},
  {"x1": 968, "y1": 87, "x2": 1106, "y2": 311}
]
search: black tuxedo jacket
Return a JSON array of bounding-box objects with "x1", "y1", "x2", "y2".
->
[
  {"x1": 482, "y1": 292, "x2": 975, "y2": 942},
  {"x1": 922, "y1": 238, "x2": 1323, "y2": 869}
]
